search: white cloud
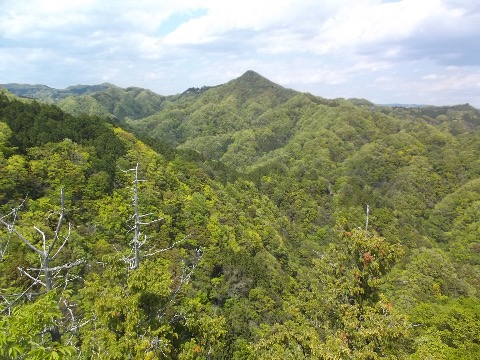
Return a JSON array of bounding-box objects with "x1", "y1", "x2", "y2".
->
[
  {"x1": 161, "y1": 0, "x2": 346, "y2": 47},
  {"x1": 420, "y1": 73, "x2": 480, "y2": 92},
  {"x1": 422, "y1": 74, "x2": 439, "y2": 80},
  {"x1": 1, "y1": 0, "x2": 480, "y2": 106}
]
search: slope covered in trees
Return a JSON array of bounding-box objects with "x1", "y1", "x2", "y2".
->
[
  {"x1": 1, "y1": 83, "x2": 168, "y2": 121},
  {"x1": 0, "y1": 83, "x2": 111, "y2": 102},
  {"x1": 0, "y1": 72, "x2": 479, "y2": 359}
]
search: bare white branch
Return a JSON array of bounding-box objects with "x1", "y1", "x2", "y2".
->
[
  {"x1": 0, "y1": 209, "x2": 17, "y2": 258},
  {"x1": 365, "y1": 204, "x2": 370, "y2": 232},
  {"x1": 144, "y1": 234, "x2": 191, "y2": 258},
  {"x1": 18, "y1": 267, "x2": 46, "y2": 287},
  {"x1": 51, "y1": 223, "x2": 71, "y2": 260},
  {"x1": 0, "y1": 218, "x2": 42, "y2": 255},
  {"x1": 138, "y1": 218, "x2": 163, "y2": 226},
  {"x1": 158, "y1": 248, "x2": 203, "y2": 320},
  {"x1": 26, "y1": 258, "x2": 85, "y2": 272},
  {"x1": 139, "y1": 234, "x2": 148, "y2": 247},
  {"x1": 138, "y1": 213, "x2": 154, "y2": 219},
  {"x1": 0, "y1": 189, "x2": 81, "y2": 292},
  {"x1": 33, "y1": 226, "x2": 47, "y2": 255},
  {"x1": 122, "y1": 162, "x2": 165, "y2": 270},
  {"x1": 49, "y1": 187, "x2": 65, "y2": 254},
  {"x1": 65, "y1": 317, "x2": 94, "y2": 337},
  {"x1": 0, "y1": 198, "x2": 28, "y2": 259},
  {"x1": 0, "y1": 272, "x2": 44, "y2": 314}
]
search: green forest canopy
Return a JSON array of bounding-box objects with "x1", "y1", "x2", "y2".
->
[{"x1": 0, "y1": 72, "x2": 480, "y2": 358}]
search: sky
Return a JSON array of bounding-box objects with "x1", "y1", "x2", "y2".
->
[{"x1": 1, "y1": 0, "x2": 480, "y2": 107}]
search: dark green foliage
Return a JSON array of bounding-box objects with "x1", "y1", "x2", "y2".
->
[{"x1": 0, "y1": 93, "x2": 126, "y2": 195}]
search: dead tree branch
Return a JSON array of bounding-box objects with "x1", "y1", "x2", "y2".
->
[
  {"x1": 158, "y1": 248, "x2": 203, "y2": 321},
  {"x1": 121, "y1": 163, "x2": 166, "y2": 270},
  {"x1": 144, "y1": 234, "x2": 191, "y2": 258},
  {"x1": 0, "y1": 197, "x2": 27, "y2": 259},
  {"x1": 0, "y1": 188, "x2": 82, "y2": 292}
]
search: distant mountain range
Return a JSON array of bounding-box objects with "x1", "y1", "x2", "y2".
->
[
  {"x1": 0, "y1": 82, "x2": 168, "y2": 120},
  {"x1": 0, "y1": 82, "x2": 112, "y2": 101},
  {"x1": 2, "y1": 71, "x2": 479, "y2": 170},
  {"x1": 4, "y1": 71, "x2": 472, "y2": 117},
  {"x1": 1, "y1": 71, "x2": 478, "y2": 143},
  {"x1": 378, "y1": 103, "x2": 428, "y2": 108}
]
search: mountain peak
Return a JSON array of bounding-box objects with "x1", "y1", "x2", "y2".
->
[
  {"x1": 236, "y1": 70, "x2": 274, "y2": 84},
  {"x1": 210, "y1": 70, "x2": 298, "y2": 105},
  {"x1": 227, "y1": 70, "x2": 296, "y2": 94}
]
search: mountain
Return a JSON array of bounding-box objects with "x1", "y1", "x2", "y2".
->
[
  {"x1": 126, "y1": 70, "x2": 340, "y2": 168},
  {"x1": 57, "y1": 84, "x2": 168, "y2": 120},
  {"x1": 1, "y1": 72, "x2": 480, "y2": 358},
  {"x1": 0, "y1": 82, "x2": 112, "y2": 102},
  {"x1": 379, "y1": 103, "x2": 428, "y2": 108},
  {"x1": 0, "y1": 82, "x2": 168, "y2": 121}
]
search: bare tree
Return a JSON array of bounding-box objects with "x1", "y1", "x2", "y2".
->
[
  {"x1": 0, "y1": 188, "x2": 82, "y2": 292},
  {"x1": 0, "y1": 188, "x2": 83, "y2": 342},
  {"x1": 121, "y1": 163, "x2": 189, "y2": 270}
]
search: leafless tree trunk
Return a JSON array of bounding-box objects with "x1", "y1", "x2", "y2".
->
[
  {"x1": 122, "y1": 163, "x2": 191, "y2": 270},
  {"x1": 365, "y1": 204, "x2": 370, "y2": 232},
  {"x1": 132, "y1": 163, "x2": 141, "y2": 269}
]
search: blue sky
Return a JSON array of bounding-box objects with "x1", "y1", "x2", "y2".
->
[{"x1": 1, "y1": 0, "x2": 479, "y2": 107}]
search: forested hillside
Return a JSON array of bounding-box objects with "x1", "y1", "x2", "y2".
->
[
  {"x1": 0, "y1": 71, "x2": 479, "y2": 359},
  {"x1": 1, "y1": 83, "x2": 168, "y2": 121},
  {"x1": 0, "y1": 83, "x2": 111, "y2": 103}
]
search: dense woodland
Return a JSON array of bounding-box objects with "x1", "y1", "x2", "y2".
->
[{"x1": 1, "y1": 71, "x2": 479, "y2": 359}]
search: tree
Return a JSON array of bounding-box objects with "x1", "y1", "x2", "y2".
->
[
  {"x1": 409, "y1": 297, "x2": 480, "y2": 359},
  {"x1": 0, "y1": 292, "x2": 76, "y2": 359},
  {"x1": 121, "y1": 162, "x2": 188, "y2": 270},
  {"x1": 0, "y1": 189, "x2": 81, "y2": 295},
  {"x1": 0, "y1": 189, "x2": 80, "y2": 357},
  {"x1": 78, "y1": 162, "x2": 207, "y2": 357},
  {"x1": 312, "y1": 228, "x2": 412, "y2": 358}
]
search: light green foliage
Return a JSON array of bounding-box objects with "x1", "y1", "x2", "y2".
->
[
  {"x1": 0, "y1": 123, "x2": 27, "y2": 202},
  {"x1": 409, "y1": 297, "x2": 480, "y2": 359},
  {"x1": 59, "y1": 95, "x2": 110, "y2": 118},
  {"x1": 0, "y1": 293, "x2": 76, "y2": 359},
  {"x1": 312, "y1": 229, "x2": 411, "y2": 358},
  {"x1": 0, "y1": 154, "x2": 29, "y2": 203},
  {"x1": 58, "y1": 85, "x2": 166, "y2": 121},
  {"x1": 428, "y1": 179, "x2": 480, "y2": 268},
  {"x1": 0, "y1": 121, "x2": 13, "y2": 151},
  {"x1": 385, "y1": 156, "x2": 441, "y2": 217},
  {"x1": 254, "y1": 321, "x2": 323, "y2": 359},
  {"x1": 391, "y1": 247, "x2": 473, "y2": 309},
  {"x1": 28, "y1": 140, "x2": 89, "y2": 199},
  {"x1": 80, "y1": 256, "x2": 174, "y2": 358},
  {"x1": 177, "y1": 296, "x2": 228, "y2": 359},
  {"x1": 315, "y1": 228, "x2": 403, "y2": 303}
]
